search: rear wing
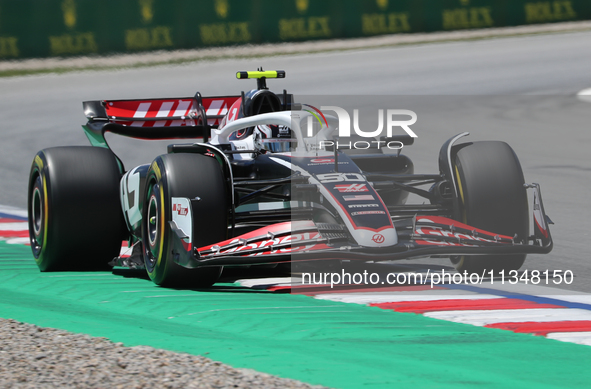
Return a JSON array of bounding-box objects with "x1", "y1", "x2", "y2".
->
[{"x1": 82, "y1": 93, "x2": 240, "y2": 147}]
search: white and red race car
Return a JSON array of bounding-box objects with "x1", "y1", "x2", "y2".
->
[{"x1": 28, "y1": 70, "x2": 553, "y2": 287}]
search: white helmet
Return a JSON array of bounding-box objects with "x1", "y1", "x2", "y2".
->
[{"x1": 254, "y1": 124, "x2": 296, "y2": 153}]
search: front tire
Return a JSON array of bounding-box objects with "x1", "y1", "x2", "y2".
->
[
  {"x1": 28, "y1": 147, "x2": 126, "y2": 271},
  {"x1": 450, "y1": 141, "x2": 529, "y2": 274},
  {"x1": 142, "y1": 153, "x2": 227, "y2": 287}
]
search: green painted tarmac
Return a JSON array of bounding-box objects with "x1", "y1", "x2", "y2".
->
[{"x1": 1, "y1": 241, "x2": 590, "y2": 388}]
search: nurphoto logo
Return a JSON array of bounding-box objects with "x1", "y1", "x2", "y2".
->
[{"x1": 305, "y1": 106, "x2": 418, "y2": 151}]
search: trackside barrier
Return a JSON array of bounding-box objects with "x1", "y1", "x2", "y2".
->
[{"x1": 0, "y1": 0, "x2": 590, "y2": 59}]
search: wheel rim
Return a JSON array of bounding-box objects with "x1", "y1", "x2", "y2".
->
[
  {"x1": 147, "y1": 194, "x2": 158, "y2": 248},
  {"x1": 31, "y1": 186, "x2": 43, "y2": 237},
  {"x1": 29, "y1": 174, "x2": 44, "y2": 257},
  {"x1": 144, "y1": 182, "x2": 161, "y2": 273}
]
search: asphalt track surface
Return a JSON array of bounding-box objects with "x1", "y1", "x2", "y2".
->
[{"x1": 1, "y1": 30, "x2": 591, "y2": 388}]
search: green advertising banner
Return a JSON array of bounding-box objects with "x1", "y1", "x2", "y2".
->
[{"x1": 0, "y1": 0, "x2": 589, "y2": 59}]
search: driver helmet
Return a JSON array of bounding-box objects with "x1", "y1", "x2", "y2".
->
[{"x1": 254, "y1": 124, "x2": 296, "y2": 152}]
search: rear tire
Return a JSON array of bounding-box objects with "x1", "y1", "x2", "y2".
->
[
  {"x1": 142, "y1": 153, "x2": 227, "y2": 288},
  {"x1": 450, "y1": 141, "x2": 529, "y2": 274},
  {"x1": 28, "y1": 147, "x2": 126, "y2": 271}
]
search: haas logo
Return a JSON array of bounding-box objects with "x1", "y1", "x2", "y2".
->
[
  {"x1": 372, "y1": 234, "x2": 385, "y2": 244},
  {"x1": 334, "y1": 184, "x2": 368, "y2": 193},
  {"x1": 173, "y1": 203, "x2": 188, "y2": 216}
]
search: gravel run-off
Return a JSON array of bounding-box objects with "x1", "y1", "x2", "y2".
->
[{"x1": 0, "y1": 318, "x2": 327, "y2": 389}]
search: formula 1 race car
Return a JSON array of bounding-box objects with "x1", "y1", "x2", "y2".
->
[{"x1": 28, "y1": 70, "x2": 553, "y2": 287}]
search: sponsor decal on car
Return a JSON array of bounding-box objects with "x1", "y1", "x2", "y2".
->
[
  {"x1": 414, "y1": 225, "x2": 499, "y2": 247},
  {"x1": 351, "y1": 210, "x2": 386, "y2": 216},
  {"x1": 103, "y1": 96, "x2": 239, "y2": 128},
  {"x1": 334, "y1": 184, "x2": 368, "y2": 193},
  {"x1": 372, "y1": 234, "x2": 385, "y2": 243},
  {"x1": 343, "y1": 195, "x2": 375, "y2": 201},
  {"x1": 307, "y1": 159, "x2": 349, "y2": 166},
  {"x1": 173, "y1": 203, "x2": 188, "y2": 216},
  {"x1": 212, "y1": 231, "x2": 325, "y2": 256},
  {"x1": 317, "y1": 172, "x2": 364, "y2": 183},
  {"x1": 348, "y1": 204, "x2": 379, "y2": 208},
  {"x1": 171, "y1": 197, "x2": 192, "y2": 251}
]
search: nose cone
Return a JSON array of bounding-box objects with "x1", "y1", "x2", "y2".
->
[{"x1": 350, "y1": 227, "x2": 398, "y2": 248}]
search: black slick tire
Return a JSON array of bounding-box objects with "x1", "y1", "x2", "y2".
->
[
  {"x1": 142, "y1": 153, "x2": 227, "y2": 288},
  {"x1": 28, "y1": 146, "x2": 126, "y2": 271},
  {"x1": 450, "y1": 141, "x2": 529, "y2": 274}
]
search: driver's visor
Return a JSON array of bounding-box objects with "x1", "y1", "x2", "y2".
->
[{"x1": 262, "y1": 138, "x2": 297, "y2": 153}]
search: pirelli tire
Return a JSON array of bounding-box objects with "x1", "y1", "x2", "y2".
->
[
  {"x1": 450, "y1": 141, "x2": 529, "y2": 274},
  {"x1": 28, "y1": 146, "x2": 127, "y2": 271},
  {"x1": 142, "y1": 153, "x2": 227, "y2": 288}
]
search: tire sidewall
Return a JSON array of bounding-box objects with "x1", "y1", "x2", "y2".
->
[
  {"x1": 28, "y1": 152, "x2": 51, "y2": 269},
  {"x1": 142, "y1": 154, "x2": 227, "y2": 287},
  {"x1": 143, "y1": 158, "x2": 171, "y2": 284}
]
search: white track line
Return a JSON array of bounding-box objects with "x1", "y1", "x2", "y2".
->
[
  {"x1": 577, "y1": 88, "x2": 591, "y2": 103},
  {"x1": 0, "y1": 222, "x2": 28, "y2": 230},
  {"x1": 547, "y1": 331, "x2": 591, "y2": 346},
  {"x1": 315, "y1": 290, "x2": 499, "y2": 304},
  {"x1": 5, "y1": 238, "x2": 29, "y2": 245},
  {"x1": 0, "y1": 205, "x2": 27, "y2": 218},
  {"x1": 424, "y1": 308, "x2": 591, "y2": 326}
]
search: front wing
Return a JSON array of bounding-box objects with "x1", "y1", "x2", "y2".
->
[{"x1": 171, "y1": 184, "x2": 553, "y2": 268}]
